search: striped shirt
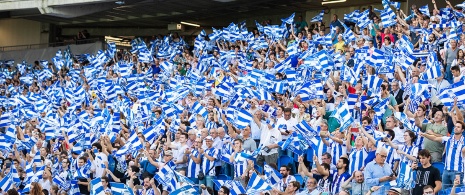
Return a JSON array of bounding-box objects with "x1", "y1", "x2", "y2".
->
[
  {"x1": 348, "y1": 147, "x2": 368, "y2": 173},
  {"x1": 398, "y1": 144, "x2": 418, "y2": 166},
  {"x1": 331, "y1": 170, "x2": 351, "y2": 195},
  {"x1": 315, "y1": 137, "x2": 330, "y2": 162},
  {"x1": 442, "y1": 135, "x2": 465, "y2": 171},
  {"x1": 233, "y1": 152, "x2": 248, "y2": 178},
  {"x1": 187, "y1": 149, "x2": 201, "y2": 178},
  {"x1": 201, "y1": 147, "x2": 219, "y2": 176},
  {"x1": 330, "y1": 140, "x2": 346, "y2": 166}
]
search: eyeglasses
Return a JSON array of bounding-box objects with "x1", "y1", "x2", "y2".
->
[{"x1": 379, "y1": 154, "x2": 387, "y2": 158}]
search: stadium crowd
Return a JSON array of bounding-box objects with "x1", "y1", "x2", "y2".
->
[{"x1": 2, "y1": 0, "x2": 465, "y2": 194}]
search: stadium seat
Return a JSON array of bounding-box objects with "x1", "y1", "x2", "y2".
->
[
  {"x1": 432, "y1": 162, "x2": 444, "y2": 175},
  {"x1": 278, "y1": 156, "x2": 294, "y2": 169},
  {"x1": 216, "y1": 174, "x2": 231, "y2": 180},
  {"x1": 294, "y1": 173, "x2": 304, "y2": 186}
]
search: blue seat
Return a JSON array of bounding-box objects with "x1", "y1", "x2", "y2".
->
[
  {"x1": 278, "y1": 156, "x2": 294, "y2": 169},
  {"x1": 294, "y1": 173, "x2": 304, "y2": 186},
  {"x1": 432, "y1": 162, "x2": 444, "y2": 176}
]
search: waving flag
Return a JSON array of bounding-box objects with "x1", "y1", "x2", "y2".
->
[
  {"x1": 246, "y1": 172, "x2": 273, "y2": 194},
  {"x1": 366, "y1": 75, "x2": 383, "y2": 97},
  {"x1": 264, "y1": 163, "x2": 282, "y2": 185},
  {"x1": 235, "y1": 109, "x2": 253, "y2": 129},
  {"x1": 419, "y1": 5, "x2": 430, "y2": 16},
  {"x1": 311, "y1": 10, "x2": 325, "y2": 22},
  {"x1": 281, "y1": 13, "x2": 295, "y2": 24},
  {"x1": 213, "y1": 180, "x2": 246, "y2": 195},
  {"x1": 421, "y1": 65, "x2": 442, "y2": 80},
  {"x1": 90, "y1": 177, "x2": 105, "y2": 195},
  {"x1": 396, "y1": 161, "x2": 415, "y2": 189},
  {"x1": 0, "y1": 172, "x2": 12, "y2": 191}
]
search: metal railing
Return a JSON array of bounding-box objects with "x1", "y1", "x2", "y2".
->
[{"x1": 0, "y1": 38, "x2": 103, "y2": 52}]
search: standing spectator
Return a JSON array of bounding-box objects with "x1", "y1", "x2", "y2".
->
[
  {"x1": 444, "y1": 39, "x2": 458, "y2": 83},
  {"x1": 257, "y1": 117, "x2": 281, "y2": 168},
  {"x1": 364, "y1": 147, "x2": 396, "y2": 195},
  {"x1": 186, "y1": 137, "x2": 202, "y2": 184},
  {"x1": 199, "y1": 136, "x2": 219, "y2": 189},
  {"x1": 229, "y1": 139, "x2": 248, "y2": 187},
  {"x1": 415, "y1": 110, "x2": 448, "y2": 163},
  {"x1": 390, "y1": 82, "x2": 405, "y2": 112},
  {"x1": 419, "y1": 121, "x2": 465, "y2": 189},
  {"x1": 91, "y1": 142, "x2": 108, "y2": 178},
  {"x1": 411, "y1": 150, "x2": 442, "y2": 195}
]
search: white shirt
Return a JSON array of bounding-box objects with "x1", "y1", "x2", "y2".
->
[
  {"x1": 250, "y1": 120, "x2": 264, "y2": 140},
  {"x1": 39, "y1": 178, "x2": 51, "y2": 191},
  {"x1": 259, "y1": 127, "x2": 282, "y2": 155},
  {"x1": 92, "y1": 153, "x2": 108, "y2": 178},
  {"x1": 391, "y1": 127, "x2": 405, "y2": 145},
  {"x1": 275, "y1": 117, "x2": 298, "y2": 140},
  {"x1": 174, "y1": 144, "x2": 188, "y2": 168}
]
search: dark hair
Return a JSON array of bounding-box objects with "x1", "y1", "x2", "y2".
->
[
  {"x1": 457, "y1": 121, "x2": 465, "y2": 131},
  {"x1": 452, "y1": 65, "x2": 461, "y2": 72},
  {"x1": 418, "y1": 149, "x2": 431, "y2": 158},
  {"x1": 405, "y1": 130, "x2": 417, "y2": 143},
  {"x1": 384, "y1": 129, "x2": 395, "y2": 141},
  {"x1": 234, "y1": 139, "x2": 243, "y2": 144},
  {"x1": 423, "y1": 185, "x2": 434, "y2": 192},
  {"x1": 92, "y1": 142, "x2": 102, "y2": 152},
  {"x1": 101, "y1": 176, "x2": 109, "y2": 183},
  {"x1": 130, "y1": 165, "x2": 140, "y2": 173},
  {"x1": 283, "y1": 108, "x2": 292, "y2": 113},
  {"x1": 362, "y1": 116, "x2": 372, "y2": 124},
  {"x1": 321, "y1": 163, "x2": 330, "y2": 171},
  {"x1": 6, "y1": 189, "x2": 19, "y2": 195},
  {"x1": 280, "y1": 165, "x2": 291, "y2": 171},
  {"x1": 180, "y1": 132, "x2": 188, "y2": 139},
  {"x1": 290, "y1": 181, "x2": 301, "y2": 191},
  {"x1": 340, "y1": 157, "x2": 350, "y2": 171},
  {"x1": 220, "y1": 186, "x2": 230, "y2": 195}
]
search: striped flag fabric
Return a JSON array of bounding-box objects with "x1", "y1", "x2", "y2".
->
[
  {"x1": 246, "y1": 172, "x2": 273, "y2": 194},
  {"x1": 347, "y1": 93, "x2": 359, "y2": 109},
  {"x1": 53, "y1": 176, "x2": 71, "y2": 190},
  {"x1": 451, "y1": 79, "x2": 465, "y2": 103},
  {"x1": 264, "y1": 164, "x2": 282, "y2": 185},
  {"x1": 90, "y1": 177, "x2": 105, "y2": 195},
  {"x1": 421, "y1": 65, "x2": 442, "y2": 80},
  {"x1": 394, "y1": 112, "x2": 416, "y2": 132},
  {"x1": 191, "y1": 102, "x2": 208, "y2": 119},
  {"x1": 154, "y1": 163, "x2": 177, "y2": 192},
  {"x1": 396, "y1": 161, "x2": 416, "y2": 190},
  {"x1": 235, "y1": 109, "x2": 253, "y2": 129},
  {"x1": 311, "y1": 10, "x2": 325, "y2": 22},
  {"x1": 419, "y1": 4, "x2": 430, "y2": 16},
  {"x1": 212, "y1": 180, "x2": 246, "y2": 195},
  {"x1": 333, "y1": 102, "x2": 355, "y2": 131},
  {"x1": 366, "y1": 75, "x2": 383, "y2": 97},
  {"x1": 0, "y1": 172, "x2": 12, "y2": 191}
]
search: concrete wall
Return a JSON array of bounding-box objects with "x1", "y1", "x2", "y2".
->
[{"x1": 0, "y1": 18, "x2": 49, "y2": 47}]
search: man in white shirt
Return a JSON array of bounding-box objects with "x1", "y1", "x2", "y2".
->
[
  {"x1": 257, "y1": 115, "x2": 282, "y2": 168},
  {"x1": 385, "y1": 116, "x2": 404, "y2": 145},
  {"x1": 91, "y1": 142, "x2": 108, "y2": 178},
  {"x1": 276, "y1": 108, "x2": 298, "y2": 141},
  {"x1": 166, "y1": 131, "x2": 188, "y2": 173}
]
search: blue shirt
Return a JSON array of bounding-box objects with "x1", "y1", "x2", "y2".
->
[
  {"x1": 140, "y1": 160, "x2": 157, "y2": 175},
  {"x1": 364, "y1": 161, "x2": 393, "y2": 195}
]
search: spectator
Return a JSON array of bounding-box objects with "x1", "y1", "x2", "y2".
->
[
  {"x1": 415, "y1": 110, "x2": 448, "y2": 163},
  {"x1": 411, "y1": 150, "x2": 442, "y2": 195},
  {"x1": 364, "y1": 147, "x2": 396, "y2": 195},
  {"x1": 341, "y1": 170, "x2": 369, "y2": 195},
  {"x1": 199, "y1": 136, "x2": 219, "y2": 189},
  {"x1": 419, "y1": 121, "x2": 465, "y2": 189},
  {"x1": 274, "y1": 165, "x2": 296, "y2": 192},
  {"x1": 296, "y1": 177, "x2": 320, "y2": 195}
]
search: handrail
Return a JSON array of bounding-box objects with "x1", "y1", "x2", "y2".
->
[{"x1": 0, "y1": 38, "x2": 103, "y2": 52}]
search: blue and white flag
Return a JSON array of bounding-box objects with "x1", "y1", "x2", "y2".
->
[
  {"x1": 281, "y1": 13, "x2": 295, "y2": 24},
  {"x1": 246, "y1": 172, "x2": 273, "y2": 194},
  {"x1": 264, "y1": 164, "x2": 282, "y2": 185},
  {"x1": 212, "y1": 180, "x2": 246, "y2": 195},
  {"x1": 90, "y1": 177, "x2": 105, "y2": 195},
  {"x1": 396, "y1": 161, "x2": 415, "y2": 190},
  {"x1": 311, "y1": 10, "x2": 325, "y2": 22},
  {"x1": 235, "y1": 109, "x2": 252, "y2": 129},
  {"x1": 421, "y1": 65, "x2": 442, "y2": 80},
  {"x1": 0, "y1": 172, "x2": 12, "y2": 191}
]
